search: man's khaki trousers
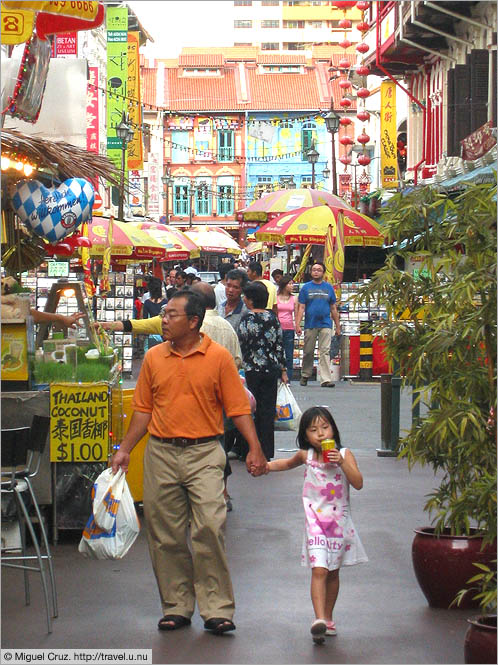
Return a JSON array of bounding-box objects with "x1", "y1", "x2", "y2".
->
[
  {"x1": 302, "y1": 327, "x2": 333, "y2": 384},
  {"x1": 143, "y1": 436, "x2": 235, "y2": 621}
]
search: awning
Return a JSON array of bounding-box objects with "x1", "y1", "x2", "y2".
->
[{"x1": 438, "y1": 165, "x2": 496, "y2": 191}]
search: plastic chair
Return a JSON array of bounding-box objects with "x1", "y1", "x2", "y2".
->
[{"x1": 1, "y1": 415, "x2": 57, "y2": 633}]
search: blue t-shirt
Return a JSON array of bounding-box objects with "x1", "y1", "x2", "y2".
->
[{"x1": 298, "y1": 280, "x2": 336, "y2": 329}]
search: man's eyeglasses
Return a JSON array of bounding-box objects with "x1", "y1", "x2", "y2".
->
[{"x1": 161, "y1": 312, "x2": 188, "y2": 321}]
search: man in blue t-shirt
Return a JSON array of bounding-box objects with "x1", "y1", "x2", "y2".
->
[{"x1": 296, "y1": 262, "x2": 341, "y2": 387}]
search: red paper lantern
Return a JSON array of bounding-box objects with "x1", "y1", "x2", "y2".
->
[
  {"x1": 357, "y1": 132, "x2": 370, "y2": 144},
  {"x1": 76, "y1": 236, "x2": 92, "y2": 248},
  {"x1": 357, "y1": 109, "x2": 371, "y2": 121},
  {"x1": 339, "y1": 38, "x2": 352, "y2": 49},
  {"x1": 339, "y1": 97, "x2": 352, "y2": 108},
  {"x1": 356, "y1": 21, "x2": 370, "y2": 32},
  {"x1": 358, "y1": 154, "x2": 371, "y2": 166},
  {"x1": 50, "y1": 243, "x2": 73, "y2": 256},
  {"x1": 356, "y1": 42, "x2": 370, "y2": 54},
  {"x1": 339, "y1": 156, "x2": 352, "y2": 165},
  {"x1": 333, "y1": 1, "x2": 357, "y2": 8},
  {"x1": 356, "y1": 65, "x2": 370, "y2": 76},
  {"x1": 338, "y1": 58, "x2": 351, "y2": 70},
  {"x1": 340, "y1": 116, "x2": 352, "y2": 126},
  {"x1": 340, "y1": 136, "x2": 354, "y2": 146},
  {"x1": 356, "y1": 87, "x2": 371, "y2": 98},
  {"x1": 339, "y1": 79, "x2": 352, "y2": 89},
  {"x1": 338, "y1": 18, "x2": 352, "y2": 29},
  {"x1": 356, "y1": 1, "x2": 370, "y2": 9}
]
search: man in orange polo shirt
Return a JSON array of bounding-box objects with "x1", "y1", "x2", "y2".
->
[{"x1": 111, "y1": 291, "x2": 267, "y2": 636}]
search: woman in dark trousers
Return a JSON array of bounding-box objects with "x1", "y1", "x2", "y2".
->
[
  {"x1": 142, "y1": 278, "x2": 167, "y2": 351},
  {"x1": 238, "y1": 281, "x2": 287, "y2": 460}
]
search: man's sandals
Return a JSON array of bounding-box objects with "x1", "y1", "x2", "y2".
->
[
  {"x1": 158, "y1": 615, "x2": 191, "y2": 631},
  {"x1": 204, "y1": 618, "x2": 236, "y2": 635},
  {"x1": 157, "y1": 615, "x2": 235, "y2": 635}
]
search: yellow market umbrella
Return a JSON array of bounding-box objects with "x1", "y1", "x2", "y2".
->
[{"x1": 183, "y1": 226, "x2": 241, "y2": 255}]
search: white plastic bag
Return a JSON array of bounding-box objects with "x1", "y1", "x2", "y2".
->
[
  {"x1": 78, "y1": 468, "x2": 140, "y2": 560},
  {"x1": 275, "y1": 381, "x2": 302, "y2": 431}
]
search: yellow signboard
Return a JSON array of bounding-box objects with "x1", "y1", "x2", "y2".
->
[
  {"x1": 50, "y1": 383, "x2": 110, "y2": 462},
  {"x1": 127, "y1": 32, "x2": 143, "y2": 170},
  {"x1": 1, "y1": 3, "x2": 35, "y2": 44},
  {"x1": 380, "y1": 81, "x2": 398, "y2": 189},
  {"x1": 1, "y1": 324, "x2": 28, "y2": 381},
  {"x1": 4, "y1": 1, "x2": 99, "y2": 20}
]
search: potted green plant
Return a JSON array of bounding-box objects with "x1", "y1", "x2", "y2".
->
[{"x1": 355, "y1": 181, "x2": 497, "y2": 616}]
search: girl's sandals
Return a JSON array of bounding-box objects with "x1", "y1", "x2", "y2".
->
[
  {"x1": 204, "y1": 617, "x2": 236, "y2": 635},
  {"x1": 310, "y1": 619, "x2": 327, "y2": 644},
  {"x1": 326, "y1": 620, "x2": 337, "y2": 636},
  {"x1": 158, "y1": 615, "x2": 191, "y2": 631}
]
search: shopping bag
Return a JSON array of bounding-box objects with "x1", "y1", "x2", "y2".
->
[
  {"x1": 275, "y1": 381, "x2": 302, "y2": 431},
  {"x1": 329, "y1": 333, "x2": 342, "y2": 359},
  {"x1": 78, "y1": 468, "x2": 140, "y2": 560}
]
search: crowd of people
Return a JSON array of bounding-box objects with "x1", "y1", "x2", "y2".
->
[{"x1": 104, "y1": 258, "x2": 360, "y2": 643}]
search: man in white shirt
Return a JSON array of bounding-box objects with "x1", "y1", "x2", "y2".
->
[{"x1": 214, "y1": 263, "x2": 232, "y2": 309}]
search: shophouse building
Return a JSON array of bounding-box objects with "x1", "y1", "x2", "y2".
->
[{"x1": 361, "y1": 1, "x2": 496, "y2": 186}]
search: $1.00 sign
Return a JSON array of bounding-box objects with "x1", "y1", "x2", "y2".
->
[{"x1": 50, "y1": 383, "x2": 110, "y2": 462}]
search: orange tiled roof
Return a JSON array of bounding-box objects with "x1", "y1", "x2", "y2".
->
[
  {"x1": 257, "y1": 54, "x2": 307, "y2": 65},
  {"x1": 141, "y1": 51, "x2": 352, "y2": 111},
  {"x1": 179, "y1": 53, "x2": 225, "y2": 67}
]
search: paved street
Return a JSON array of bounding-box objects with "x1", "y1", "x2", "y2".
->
[{"x1": 1, "y1": 380, "x2": 476, "y2": 663}]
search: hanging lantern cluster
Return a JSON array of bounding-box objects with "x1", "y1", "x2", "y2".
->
[
  {"x1": 354, "y1": 1, "x2": 372, "y2": 174},
  {"x1": 332, "y1": 1, "x2": 357, "y2": 171}
]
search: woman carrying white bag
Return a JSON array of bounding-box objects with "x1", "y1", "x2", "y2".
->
[{"x1": 79, "y1": 468, "x2": 140, "y2": 560}]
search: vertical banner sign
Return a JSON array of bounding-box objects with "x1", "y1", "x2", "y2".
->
[
  {"x1": 147, "y1": 114, "x2": 163, "y2": 219},
  {"x1": 127, "y1": 32, "x2": 143, "y2": 170},
  {"x1": 50, "y1": 383, "x2": 110, "y2": 462},
  {"x1": 106, "y1": 6, "x2": 128, "y2": 172},
  {"x1": 87, "y1": 66, "x2": 99, "y2": 155},
  {"x1": 380, "y1": 81, "x2": 398, "y2": 188}
]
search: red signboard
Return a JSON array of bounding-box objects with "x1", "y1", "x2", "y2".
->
[
  {"x1": 461, "y1": 121, "x2": 497, "y2": 161},
  {"x1": 51, "y1": 31, "x2": 78, "y2": 57},
  {"x1": 87, "y1": 67, "x2": 99, "y2": 155}
]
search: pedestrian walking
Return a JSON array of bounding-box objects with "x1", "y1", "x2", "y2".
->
[
  {"x1": 111, "y1": 290, "x2": 267, "y2": 635},
  {"x1": 246, "y1": 260, "x2": 278, "y2": 314},
  {"x1": 276, "y1": 275, "x2": 301, "y2": 383},
  {"x1": 217, "y1": 268, "x2": 249, "y2": 335},
  {"x1": 265, "y1": 405, "x2": 367, "y2": 643},
  {"x1": 296, "y1": 262, "x2": 341, "y2": 388},
  {"x1": 142, "y1": 278, "x2": 167, "y2": 351},
  {"x1": 238, "y1": 281, "x2": 287, "y2": 460}
]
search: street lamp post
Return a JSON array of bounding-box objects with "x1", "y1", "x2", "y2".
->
[
  {"x1": 306, "y1": 141, "x2": 319, "y2": 189},
  {"x1": 115, "y1": 112, "x2": 134, "y2": 221},
  {"x1": 324, "y1": 108, "x2": 340, "y2": 196},
  {"x1": 161, "y1": 166, "x2": 173, "y2": 223},
  {"x1": 188, "y1": 183, "x2": 196, "y2": 228}
]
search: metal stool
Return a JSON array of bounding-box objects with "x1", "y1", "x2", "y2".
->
[{"x1": 1, "y1": 416, "x2": 57, "y2": 633}]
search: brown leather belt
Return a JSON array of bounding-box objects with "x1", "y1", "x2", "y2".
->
[{"x1": 153, "y1": 436, "x2": 217, "y2": 447}]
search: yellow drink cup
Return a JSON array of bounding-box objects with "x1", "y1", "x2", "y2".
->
[{"x1": 321, "y1": 438, "x2": 335, "y2": 463}]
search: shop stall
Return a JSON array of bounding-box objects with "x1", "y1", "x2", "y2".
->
[{"x1": 1, "y1": 128, "x2": 128, "y2": 538}]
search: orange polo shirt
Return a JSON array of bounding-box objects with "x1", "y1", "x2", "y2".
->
[{"x1": 131, "y1": 334, "x2": 251, "y2": 439}]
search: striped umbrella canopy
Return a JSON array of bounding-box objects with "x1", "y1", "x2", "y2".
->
[
  {"x1": 255, "y1": 205, "x2": 384, "y2": 247},
  {"x1": 236, "y1": 188, "x2": 353, "y2": 223},
  {"x1": 183, "y1": 226, "x2": 242, "y2": 255},
  {"x1": 127, "y1": 222, "x2": 200, "y2": 261},
  {"x1": 86, "y1": 218, "x2": 166, "y2": 260}
]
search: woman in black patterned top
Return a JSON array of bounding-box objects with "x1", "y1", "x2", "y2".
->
[{"x1": 238, "y1": 281, "x2": 288, "y2": 460}]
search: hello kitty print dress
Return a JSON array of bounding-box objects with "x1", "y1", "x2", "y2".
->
[{"x1": 301, "y1": 447, "x2": 368, "y2": 570}]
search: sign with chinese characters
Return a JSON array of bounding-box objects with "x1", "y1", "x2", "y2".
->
[
  {"x1": 106, "y1": 6, "x2": 128, "y2": 171},
  {"x1": 461, "y1": 121, "x2": 497, "y2": 161},
  {"x1": 380, "y1": 81, "x2": 398, "y2": 189},
  {"x1": 86, "y1": 66, "x2": 99, "y2": 156},
  {"x1": 47, "y1": 261, "x2": 69, "y2": 277},
  {"x1": 127, "y1": 32, "x2": 143, "y2": 170},
  {"x1": 50, "y1": 383, "x2": 110, "y2": 462}
]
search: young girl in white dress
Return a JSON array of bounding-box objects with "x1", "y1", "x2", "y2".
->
[{"x1": 266, "y1": 406, "x2": 367, "y2": 644}]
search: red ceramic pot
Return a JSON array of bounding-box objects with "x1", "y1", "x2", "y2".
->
[
  {"x1": 464, "y1": 615, "x2": 497, "y2": 664},
  {"x1": 412, "y1": 528, "x2": 496, "y2": 609}
]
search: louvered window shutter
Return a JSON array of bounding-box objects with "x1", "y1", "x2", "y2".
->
[
  {"x1": 470, "y1": 49, "x2": 489, "y2": 131},
  {"x1": 447, "y1": 68, "x2": 456, "y2": 156},
  {"x1": 453, "y1": 64, "x2": 471, "y2": 154}
]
